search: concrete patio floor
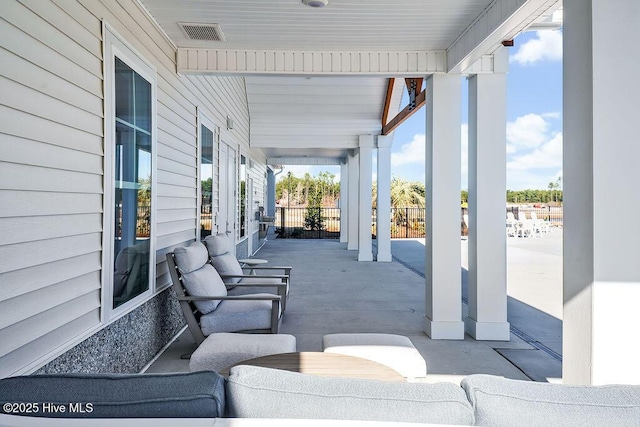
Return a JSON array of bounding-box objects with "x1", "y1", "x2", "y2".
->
[{"x1": 147, "y1": 229, "x2": 563, "y2": 385}]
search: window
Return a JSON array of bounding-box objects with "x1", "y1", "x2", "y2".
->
[
  {"x1": 104, "y1": 26, "x2": 156, "y2": 314},
  {"x1": 239, "y1": 155, "x2": 247, "y2": 238},
  {"x1": 199, "y1": 116, "x2": 215, "y2": 239}
]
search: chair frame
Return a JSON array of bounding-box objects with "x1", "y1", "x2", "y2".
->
[
  {"x1": 166, "y1": 252, "x2": 283, "y2": 345},
  {"x1": 219, "y1": 272, "x2": 289, "y2": 312}
]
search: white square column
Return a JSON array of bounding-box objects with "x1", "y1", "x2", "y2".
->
[
  {"x1": 424, "y1": 74, "x2": 465, "y2": 339},
  {"x1": 563, "y1": 0, "x2": 640, "y2": 385},
  {"x1": 376, "y1": 135, "x2": 393, "y2": 262},
  {"x1": 358, "y1": 135, "x2": 374, "y2": 262},
  {"x1": 339, "y1": 161, "x2": 348, "y2": 243},
  {"x1": 347, "y1": 151, "x2": 359, "y2": 251},
  {"x1": 465, "y1": 52, "x2": 510, "y2": 341}
]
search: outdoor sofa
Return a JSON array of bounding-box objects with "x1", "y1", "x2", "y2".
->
[{"x1": 1, "y1": 366, "x2": 640, "y2": 426}]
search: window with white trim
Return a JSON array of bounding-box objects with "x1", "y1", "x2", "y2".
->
[
  {"x1": 198, "y1": 113, "x2": 216, "y2": 239},
  {"x1": 104, "y1": 25, "x2": 157, "y2": 315}
]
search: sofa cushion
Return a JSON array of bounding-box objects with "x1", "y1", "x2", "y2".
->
[
  {"x1": 173, "y1": 242, "x2": 209, "y2": 274},
  {"x1": 0, "y1": 371, "x2": 225, "y2": 418},
  {"x1": 225, "y1": 365, "x2": 474, "y2": 425},
  {"x1": 181, "y1": 264, "x2": 227, "y2": 314},
  {"x1": 462, "y1": 374, "x2": 640, "y2": 427}
]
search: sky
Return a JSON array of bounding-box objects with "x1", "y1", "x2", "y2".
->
[{"x1": 281, "y1": 29, "x2": 563, "y2": 191}]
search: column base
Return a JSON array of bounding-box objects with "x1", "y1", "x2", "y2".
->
[
  {"x1": 465, "y1": 318, "x2": 510, "y2": 341},
  {"x1": 424, "y1": 317, "x2": 465, "y2": 340},
  {"x1": 376, "y1": 252, "x2": 392, "y2": 262},
  {"x1": 347, "y1": 243, "x2": 358, "y2": 251},
  {"x1": 358, "y1": 251, "x2": 373, "y2": 262}
]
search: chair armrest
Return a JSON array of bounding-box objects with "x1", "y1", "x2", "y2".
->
[
  {"x1": 242, "y1": 266, "x2": 292, "y2": 273},
  {"x1": 227, "y1": 282, "x2": 287, "y2": 289},
  {"x1": 221, "y1": 274, "x2": 288, "y2": 281},
  {"x1": 178, "y1": 294, "x2": 282, "y2": 302}
]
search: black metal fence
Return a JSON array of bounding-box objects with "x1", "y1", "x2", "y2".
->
[
  {"x1": 275, "y1": 207, "x2": 341, "y2": 239},
  {"x1": 275, "y1": 206, "x2": 563, "y2": 239},
  {"x1": 375, "y1": 207, "x2": 426, "y2": 239}
]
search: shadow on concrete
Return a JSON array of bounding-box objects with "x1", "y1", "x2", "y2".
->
[{"x1": 389, "y1": 238, "x2": 562, "y2": 382}]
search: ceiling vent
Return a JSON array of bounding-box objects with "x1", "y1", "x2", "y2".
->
[{"x1": 178, "y1": 23, "x2": 226, "y2": 41}]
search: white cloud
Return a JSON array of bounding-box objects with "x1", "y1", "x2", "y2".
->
[
  {"x1": 391, "y1": 134, "x2": 425, "y2": 166},
  {"x1": 511, "y1": 30, "x2": 563, "y2": 66},
  {"x1": 508, "y1": 133, "x2": 562, "y2": 171},
  {"x1": 507, "y1": 113, "x2": 550, "y2": 152}
]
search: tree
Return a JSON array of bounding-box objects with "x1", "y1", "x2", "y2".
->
[
  {"x1": 304, "y1": 184, "x2": 325, "y2": 231},
  {"x1": 390, "y1": 177, "x2": 425, "y2": 209}
]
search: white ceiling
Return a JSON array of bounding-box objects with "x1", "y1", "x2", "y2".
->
[
  {"x1": 141, "y1": 0, "x2": 495, "y2": 51},
  {"x1": 246, "y1": 76, "x2": 388, "y2": 160},
  {"x1": 140, "y1": 0, "x2": 560, "y2": 164}
]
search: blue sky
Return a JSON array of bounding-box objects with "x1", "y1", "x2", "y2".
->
[{"x1": 282, "y1": 30, "x2": 563, "y2": 191}]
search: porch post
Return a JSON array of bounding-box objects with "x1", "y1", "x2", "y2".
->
[
  {"x1": 376, "y1": 134, "x2": 393, "y2": 262},
  {"x1": 563, "y1": 0, "x2": 640, "y2": 385},
  {"x1": 339, "y1": 160, "x2": 348, "y2": 243},
  {"x1": 424, "y1": 74, "x2": 464, "y2": 339},
  {"x1": 347, "y1": 150, "x2": 359, "y2": 250},
  {"x1": 465, "y1": 49, "x2": 510, "y2": 341},
  {"x1": 358, "y1": 135, "x2": 374, "y2": 262}
]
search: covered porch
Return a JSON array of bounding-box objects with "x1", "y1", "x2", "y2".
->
[{"x1": 148, "y1": 231, "x2": 563, "y2": 384}]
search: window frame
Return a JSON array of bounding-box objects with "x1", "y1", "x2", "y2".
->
[{"x1": 102, "y1": 23, "x2": 158, "y2": 323}]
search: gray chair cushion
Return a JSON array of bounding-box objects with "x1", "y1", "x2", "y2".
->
[
  {"x1": 462, "y1": 374, "x2": 640, "y2": 427},
  {"x1": 204, "y1": 233, "x2": 231, "y2": 257},
  {"x1": 173, "y1": 242, "x2": 209, "y2": 274},
  {"x1": 199, "y1": 296, "x2": 277, "y2": 335},
  {"x1": 205, "y1": 234, "x2": 243, "y2": 284},
  {"x1": 0, "y1": 371, "x2": 225, "y2": 418},
  {"x1": 189, "y1": 333, "x2": 296, "y2": 372},
  {"x1": 180, "y1": 264, "x2": 228, "y2": 314},
  {"x1": 225, "y1": 365, "x2": 474, "y2": 425}
]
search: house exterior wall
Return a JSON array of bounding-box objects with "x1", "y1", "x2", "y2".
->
[{"x1": 0, "y1": 0, "x2": 265, "y2": 377}]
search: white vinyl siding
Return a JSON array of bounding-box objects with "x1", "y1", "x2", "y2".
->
[
  {"x1": 0, "y1": 0, "x2": 256, "y2": 377},
  {"x1": 0, "y1": 0, "x2": 105, "y2": 378}
]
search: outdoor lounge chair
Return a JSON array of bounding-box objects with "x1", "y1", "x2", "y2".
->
[
  {"x1": 166, "y1": 242, "x2": 284, "y2": 345},
  {"x1": 506, "y1": 212, "x2": 518, "y2": 237},
  {"x1": 530, "y1": 211, "x2": 550, "y2": 234},
  {"x1": 204, "y1": 233, "x2": 291, "y2": 311}
]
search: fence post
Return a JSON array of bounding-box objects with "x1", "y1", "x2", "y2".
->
[
  {"x1": 280, "y1": 207, "x2": 285, "y2": 234},
  {"x1": 405, "y1": 207, "x2": 409, "y2": 238}
]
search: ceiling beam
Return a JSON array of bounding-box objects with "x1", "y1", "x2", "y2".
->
[
  {"x1": 447, "y1": 0, "x2": 561, "y2": 73},
  {"x1": 381, "y1": 78, "x2": 395, "y2": 127},
  {"x1": 382, "y1": 89, "x2": 425, "y2": 136},
  {"x1": 177, "y1": 49, "x2": 446, "y2": 76}
]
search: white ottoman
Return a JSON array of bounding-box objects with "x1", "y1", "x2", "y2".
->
[
  {"x1": 322, "y1": 333, "x2": 427, "y2": 378},
  {"x1": 190, "y1": 333, "x2": 296, "y2": 373}
]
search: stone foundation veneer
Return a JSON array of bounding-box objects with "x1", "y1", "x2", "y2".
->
[
  {"x1": 235, "y1": 231, "x2": 263, "y2": 259},
  {"x1": 36, "y1": 288, "x2": 185, "y2": 374}
]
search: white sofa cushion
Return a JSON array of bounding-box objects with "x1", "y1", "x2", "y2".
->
[
  {"x1": 226, "y1": 365, "x2": 474, "y2": 425},
  {"x1": 462, "y1": 374, "x2": 640, "y2": 427}
]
